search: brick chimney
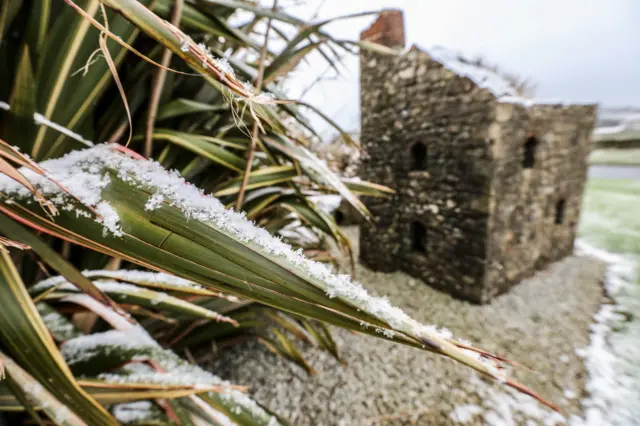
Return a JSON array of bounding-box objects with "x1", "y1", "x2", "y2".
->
[{"x1": 360, "y1": 9, "x2": 405, "y2": 49}]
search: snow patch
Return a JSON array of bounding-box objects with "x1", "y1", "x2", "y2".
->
[
  {"x1": 84, "y1": 269, "x2": 205, "y2": 291},
  {"x1": 451, "y1": 374, "x2": 565, "y2": 426},
  {"x1": 113, "y1": 401, "x2": 155, "y2": 424},
  {"x1": 0, "y1": 100, "x2": 94, "y2": 147},
  {"x1": 59, "y1": 328, "x2": 159, "y2": 365},
  {"x1": 571, "y1": 239, "x2": 639, "y2": 425},
  {"x1": 96, "y1": 201, "x2": 123, "y2": 237},
  {"x1": 450, "y1": 404, "x2": 482, "y2": 423}
]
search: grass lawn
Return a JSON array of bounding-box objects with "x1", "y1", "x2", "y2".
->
[
  {"x1": 589, "y1": 148, "x2": 640, "y2": 166},
  {"x1": 579, "y1": 178, "x2": 640, "y2": 255}
]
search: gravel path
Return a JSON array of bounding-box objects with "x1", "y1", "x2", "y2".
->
[{"x1": 214, "y1": 227, "x2": 606, "y2": 425}]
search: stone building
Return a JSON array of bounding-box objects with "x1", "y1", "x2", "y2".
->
[{"x1": 358, "y1": 10, "x2": 597, "y2": 303}]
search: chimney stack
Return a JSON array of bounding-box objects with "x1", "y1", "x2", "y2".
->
[{"x1": 360, "y1": 9, "x2": 406, "y2": 49}]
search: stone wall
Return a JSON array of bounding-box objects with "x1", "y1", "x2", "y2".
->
[
  {"x1": 484, "y1": 103, "x2": 596, "y2": 300},
  {"x1": 358, "y1": 11, "x2": 597, "y2": 303},
  {"x1": 359, "y1": 23, "x2": 499, "y2": 301}
]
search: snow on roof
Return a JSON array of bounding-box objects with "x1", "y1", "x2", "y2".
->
[
  {"x1": 424, "y1": 45, "x2": 519, "y2": 99},
  {"x1": 419, "y1": 45, "x2": 594, "y2": 107}
]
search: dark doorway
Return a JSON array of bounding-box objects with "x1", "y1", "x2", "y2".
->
[
  {"x1": 523, "y1": 137, "x2": 538, "y2": 168},
  {"x1": 334, "y1": 210, "x2": 345, "y2": 225},
  {"x1": 410, "y1": 142, "x2": 427, "y2": 171},
  {"x1": 555, "y1": 199, "x2": 566, "y2": 224},
  {"x1": 410, "y1": 221, "x2": 427, "y2": 253}
]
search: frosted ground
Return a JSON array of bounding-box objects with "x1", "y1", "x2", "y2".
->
[
  {"x1": 215, "y1": 178, "x2": 640, "y2": 425},
  {"x1": 576, "y1": 178, "x2": 640, "y2": 425}
]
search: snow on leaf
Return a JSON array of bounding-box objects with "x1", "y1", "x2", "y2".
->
[{"x1": 0, "y1": 144, "x2": 511, "y2": 385}]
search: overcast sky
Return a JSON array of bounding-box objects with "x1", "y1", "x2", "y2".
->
[{"x1": 273, "y1": 0, "x2": 640, "y2": 136}]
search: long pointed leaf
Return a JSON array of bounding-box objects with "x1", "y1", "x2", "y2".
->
[
  {"x1": 144, "y1": 130, "x2": 246, "y2": 172},
  {"x1": 0, "y1": 249, "x2": 117, "y2": 425},
  {"x1": 3, "y1": 45, "x2": 37, "y2": 152},
  {"x1": 0, "y1": 351, "x2": 87, "y2": 425},
  {"x1": 0, "y1": 145, "x2": 561, "y2": 412},
  {"x1": 0, "y1": 213, "x2": 115, "y2": 306}
]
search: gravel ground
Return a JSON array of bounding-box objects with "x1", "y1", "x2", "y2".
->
[{"x1": 213, "y1": 227, "x2": 606, "y2": 425}]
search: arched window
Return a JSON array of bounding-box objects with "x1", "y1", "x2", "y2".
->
[
  {"x1": 410, "y1": 221, "x2": 427, "y2": 253},
  {"x1": 555, "y1": 199, "x2": 566, "y2": 224},
  {"x1": 410, "y1": 142, "x2": 427, "y2": 171},
  {"x1": 522, "y1": 137, "x2": 538, "y2": 168}
]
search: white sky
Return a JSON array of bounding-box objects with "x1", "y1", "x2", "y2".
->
[{"x1": 271, "y1": 0, "x2": 640, "y2": 137}]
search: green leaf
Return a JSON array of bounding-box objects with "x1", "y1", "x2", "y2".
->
[
  {"x1": 264, "y1": 134, "x2": 372, "y2": 223},
  {"x1": 298, "y1": 101, "x2": 360, "y2": 149},
  {"x1": 58, "y1": 330, "x2": 283, "y2": 425},
  {"x1": 144, "y1": 129, "x2": 246, "y2": 172},
  {"x1": 342, "y1": 178, "x2": 394, "y2": 197},
  {"x1": 39, "y1": 280, "x2": 237, "y2": 324},
  {"x1": 31, "y1": 0, "x2": 102, "y2": 159},
  {"x1": 37, "y1": 0, "x2": 152, "y2": 160},
  {"x1": 213, "y1": 165, "x2": 297, "y2": 196},
  {"x1": 0, "y1": 351, "x2": 87, "y2": 425},
  {"x1": 262, "y1": 41, "x2": 325, "y2": 86},
  {"x1": 258, "y1": 329, "x2": 316, "y2": 375},
  {"x1": 82, "y1": 269, "x2": 223, "y2": 297},
  {"x1": 154, "y1": 0, "x2": 260, "y2": 51},
  {"x1": 197, "y1": 0, "x2": 304, "y2": 26},
  {"x1": 36, "y1": 303, "x2": 83, "y2": 342},
  {"x1": 277, "y1": 194, "x2": 353, "y2": 256},
  {"x1": 3, "y1": 45, "x2": 37, "y2": 152},
  {"x1": 2, "y1": 360, "x2": 47, "y2": 425},
  {"x1": 0, "y1": 249, "x2": 117, "y2": 425},
  {"x1": 0, "y1": 376, "x2": 218, "y2": 411},
  {"x1": 0, "y1": 213, "x2": 115, "y2": 307},
  {"x1": 0, "y1": 0, "x2": 23, "y2": 41},
  {"x1": 25, "y1": 0, "x2": 50, "y2": 65},
  {"x1": 301, "y1": 320, "x2": 343, "y2": 364},
  {"x1": 157, "y1": 98, "x2": 228, "y2": 121}
]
